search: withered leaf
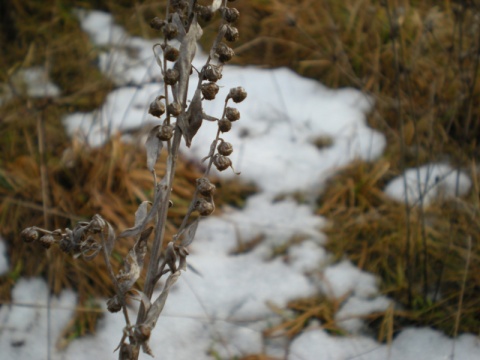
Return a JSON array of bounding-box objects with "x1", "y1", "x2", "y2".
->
[
  {"x1": 179, "y1": 218, "x2": 200, "y2": 247},
  {"x1": 177, "y1": 16, "x2": 203, "y2": 107},
  {"x1": 105, "y1": 221, "x2": 116, "y2": 256},
  {"x1": 209, "y1": 0, "x2": 222, "y2": 12},
  {"x1": 146, "y1": 125, "x2": 163, "y2": 172}
]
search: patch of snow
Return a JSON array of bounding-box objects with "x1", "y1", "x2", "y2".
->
[
  {"x1": 0, "y1": 278, "x2": 76, "y2": 359},
  {"x1": 0, "y1": 236, "x2": 8, "y2": 275},
  {"x1": 384, "y1": 163, "x2": 471, "y2": 206}
]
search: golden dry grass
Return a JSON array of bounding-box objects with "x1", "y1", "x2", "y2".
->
[{"x1": 1, "y1": 0, "x2": 479, "y2": 347}]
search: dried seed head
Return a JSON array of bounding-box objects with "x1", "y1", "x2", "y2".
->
[
  {"x1": 195, "y1": 198, "x2": 215, "y2": 216},
  {"x1": 106, "y1": 295, "x2": 122, "y2": 313},
  {"x1": 201, "y1": 82, "x2": 219, "y2": 100},
  {"x1": 150, "y1": 17, "x2": 165, "y2": 30},
  {"x1": 172, "y1": 0, "x2": 189, "y2": 12},
  {"x1": 164, "y1": 68, "x2": 180, "y2": 85},
  {"x1": 196, "y1": 178, "x2": 216, "y2": 196},
  {"x1": 157, "y1": 124, "x2": 174, "y2": 141},
  {"x1": 222, "y1": 7, "x2": 240, "y2": 23},
  {"x1": 196, "y1": 5, "x2": 214, "y2": 22},
  {"x1": 21, "y1": 227, "x2": 40, "y2": 243},
  {"x1": 149, "y1": 97, "x2": 166, "y2": 117},
  {"x1": 203, "y1": 64, "x2": 223, "y2": 82},
  {"x1": 218, "y1": 119, "x2": 232, "y2": 132},
  {"x1": 225, "y1": 107, "x2": 240, "y2": 121},
  {"x1": 163, "y1": 23, "x2": 178, "y2": 40},
  {"x1": 163, "y1": 45, "x2": 180, "y2": 62},
  {"x1": 228, "y1": 86, "x2": 247, "y2": 103},
  {"x1": 213, "y1": 154, "x2": 232, "y2": 171},
  {"x1": 39, "y1": 235, "x2": 55, "y2": 249},
  {"x1": 216, "y1": 43, "x2": 235, "y2": 63},
  {"x1": 217, "y1": 141, "x2": 233, "y2": 156},
  {"x1": 224, "y1": 25, "x2": 239, "y2": 42},
  {"x1": 167, "y1": 102, "x2": 182, "y2": 117}
]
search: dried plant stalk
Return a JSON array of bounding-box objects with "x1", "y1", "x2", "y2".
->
[{"x1": 21, "y1": 1, "x2": 247, "y2": 358}]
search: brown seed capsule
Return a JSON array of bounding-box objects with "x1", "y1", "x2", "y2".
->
[
  {"x1": 196, "y1": 178, "x2": 216, "y2": 196},
  {"x1": 163, "y1": 23, "x2": 178, "y2": 40},
  {"x1": 157, "y1": 124, "x2": 174, "y2": 141},
  {"x1": 150, "y1": 17, "x2": 165, "y2": 30},
  {"x1": 217, "y1": 141, "x2": 233, "y2": 156},
  {"x1": 225, "y1": 107, "x2": 240, "y2": 121},
  {"x1": 39, "y1": 235, "x2": 55, "y2": 249},
  {"x1": 164, "y1": 68, "x2": 180, "y2": 85},
  {"x1": 195, "y1": 198, "x2": 215, "y2": 216},
  {"x1": 167, "y1": 102, "x2": 182, "y2": 117},
  {"x1": 149, "y1": 97, "x2": 166, "y2": 117},
  {"x1": 213, "y1": 154, "x2": 232, "y2": 171},
  {"x1": 218, "y1": 119, "x2": 232, "y2": 132},
  {"x1": 135, "y1": 324, "x2": 151, "y2": 342},
  {"x1": 106, "y1": 295, "x2": 122, "y2": 313},
  {"x1": 163, "y1": 45, "x2": 180, "y2": 62},
  {"x1": 228, "y1": 87, "x2": 247, "y2": 103},
  {"x1": 21, "y1": 227, "x2": 40, "y2": 243},
  {"x1": 222, "y1": 7, "x2": 240, "y2": 23},
  {"x1": 172, "y1": 0, "x2": 189, "y2": 12},
  {"x1": 203, "y1": 64, "x2": 223, "y2": 82},
  {"x1": 216, "y1": 43, "x2": 235, "y2": 63},
  {"x1": 196, "y1": 5, "x2": 214, "y2": 22},
  {"x1": 224, "y1": 25, "x2": 239, "y2": 42},
  {"x1": 201, "y1": 82, "x2": 219, "y2": 100}
]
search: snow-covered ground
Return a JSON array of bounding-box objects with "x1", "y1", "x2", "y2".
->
[{"x1": 0, "y1": 9, "x2": 477, "y2": 360}]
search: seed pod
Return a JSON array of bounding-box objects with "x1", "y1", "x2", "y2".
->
[
  {"x1": 228, "y1": 87, "x2": 247, "y2": 103},
  {"x1": 107, "y1": 296, "x2": 122, "y2": 313},
  {"x1": 39, "y1": 234, "x2": 55, "y2": 249},
  {"x1": 150, "y1": 17, "x2": 165, "y2": 30},
  {"x1": 201, "y1": 82, "x2": 219, "y2": 100},
  {"x1": 195, "y1": 198, "x2": 215, "y2": 216},
  {"x1": 163, "y1": 23, "x2": 178, "y2": 40},
  {"x1": 149, "y1": 97, "x2": 166, "y2": 117},
  {"x1": 164, "y1": 68, "x2": 180, "y2": 85},
  {"x1": 216, "y1": 43, "x2": 235, "y2": 63},
  {"x1": 157, "y1": 124, "x2": 174, "y2": 141},
  {"x1": 196, "y1": 178, "x2": 216, "y2": 196},
  {"x1": 213, "y1": 154, "x2": 232, "y2": 171},
  {"x1": 224, "y1": 25, "x2": 239, "y2": 42},
  {"x1": 167, "y1": 102, "x2": 182, "y2": 117},
  {"x1": 225, "y1": 107, "x2": 240, "y2": 121},
  {"x1": 218, "y1": 119, "x2": 232, "y2": 132},
  {"x1": 21, "y1": 227, "x2": 40, "y2": 243},
  {"x1": 217, "y1": 141, "x2": 233, "y2": 156},
  {"x1": 163, "y1": 45, "x2": 180, "y2": 62},
  {"x1": 196, "y1": 5, "x2": 214, "y2": 22},
  {"x1": 222, "y1": 7, "x2": 240, "y2": 23},
  {"x1": 203, "y1": 64, "x2": 223, "y2": 82},
  {"x1": 172, "y1": 0, "x2": 189, "y2": 12}
]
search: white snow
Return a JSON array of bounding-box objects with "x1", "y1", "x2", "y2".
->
[
  {"x1": 2, "y1": 8, "x2": 477, "y2": 360},
  {"x1": 0, "y1": 67, "x2": 61, "y2": 105},
  {"x1": 384, "y1": 163, "x2": 471, "y2": 207},
  {"x1": 0, "y1": 237, "x2": 8, "y2": 275}
]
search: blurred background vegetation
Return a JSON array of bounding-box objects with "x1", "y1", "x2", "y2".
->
[{"x1": 0, "y1": 0, "x2": 479, "y2": 350}]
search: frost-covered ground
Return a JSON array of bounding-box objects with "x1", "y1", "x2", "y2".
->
[{"x1": 1, "y1": 10, "x2": 478, "y2": 360}]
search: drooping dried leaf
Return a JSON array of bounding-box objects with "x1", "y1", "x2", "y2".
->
[
  {"x1": 143, "y1": 271, "x2": 181, "y2": 328},
  {"x1": 134, "y1": 201, "x2": 150, "y2": 227},
  {"x1": 179, "y1": 218, "x2": 200, "y2": 247},
  {"x1": 105, "y1": 221, "x2": 116, "y2": 256},
  {"x1": 119, "y1": 186, "x2": 165, "y2": 238},
  {"x1": 209, "y1": 0, "x2": 222, "y2": 12},
  {"x1": 177, "y1": 17, "x2": 203, "y2": 106},
  {"x1": 164, "y1": 242, "x2": 177, "y2": 273},
  {"x1": 130, "y1": 289, "x2": 152, "y2": 313},
  {"x1": 146, "y1": 125, "x2": 163, "y2": 172}
]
